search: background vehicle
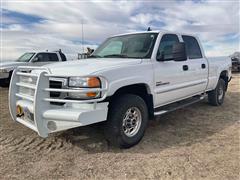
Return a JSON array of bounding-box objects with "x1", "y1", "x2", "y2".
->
[
  {"x1": 9, "y1": 31, "x2": 231, "y2": 148},
  {"x1": 0, "y1": 50, "x2": 67, "y2": 87},
  {"x1": 230, "y1": 52, "x2": 240, "y2": 72}
]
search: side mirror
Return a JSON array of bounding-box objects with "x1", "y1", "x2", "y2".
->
[
  {"x1": 156, "y1": 52, "x2": 164, "y2": 61},
  {"x1": 172, "y1": 42, "x2": 187, "y2": 61},
  {"x1": 31, "y1": 57, "x2": 39, "y2": 62}
]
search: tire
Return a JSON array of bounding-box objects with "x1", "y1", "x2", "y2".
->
[
  {"x1": 0, "y1": 71, "x2": 12, "y2": 87},
  {"x1": 0, "y1": 78, "x2": 9, "y2": 87},
  {"x1": 208, "y1": 78, "x2": 226, "y2": 106},
  {"x1": 104, "y1": 94, "x2": 148, "y2": 148}
]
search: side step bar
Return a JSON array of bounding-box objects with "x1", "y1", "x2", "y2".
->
[{"x1": 154, "y1": 95, "x2": 206, "y2": 116}]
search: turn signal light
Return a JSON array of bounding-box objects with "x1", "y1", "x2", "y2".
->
[
  {"x1": 86, "y1": 92, "x2": 98, "y2": 97},
  {"x1": 87, "y1": 77, "x2": 101, "y2": 88}
]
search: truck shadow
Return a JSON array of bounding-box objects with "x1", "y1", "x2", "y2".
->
[
  {"x1": 57, "y1": 90, "x2": 239, "y2": 154},
  {"x1": 1, "y1": 76, "x2": 239, "y2": 155}
]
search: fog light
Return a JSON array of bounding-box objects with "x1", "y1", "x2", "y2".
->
[
  {"x1": 47, "y1": 121, "x2": 57, "y2": 131},
  {"x1": 16, "y1": 105, "x2": 24, "y2": 117}
]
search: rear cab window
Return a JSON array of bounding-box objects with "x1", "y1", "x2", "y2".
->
[
  {"x1": 35, "y1": 53, "x2": 59, "y2": 62},
  {"x1": 182, "y1": 35, "x2": 202, "y2": 59}
]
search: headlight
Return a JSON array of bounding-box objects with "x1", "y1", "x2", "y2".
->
[
  {"x1": 68, "y1": 77, "x2": 101, "y2": 99},
  {"x1": 68, "y1": 77, "x2": 101, "y2": 88}
]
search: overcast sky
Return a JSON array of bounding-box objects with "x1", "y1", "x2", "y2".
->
[{"x1": 1, "y1": 0, "x2": 240, "y2": 60}]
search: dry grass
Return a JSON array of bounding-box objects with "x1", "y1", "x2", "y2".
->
[{"x1": 0, "y1": 74, "x2": 239, "y2": 179}]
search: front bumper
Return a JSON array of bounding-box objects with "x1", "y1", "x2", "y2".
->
[
  {"x1": 9, "y1": 66, "x2": 109, "y2": 137},
  {"x1": 0, "y1": 72, "x2": 9, "y2": 79}
]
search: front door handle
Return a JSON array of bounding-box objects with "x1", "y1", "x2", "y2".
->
[
  {"x1": 183, "y1": 65, "x2": 188, "y2": 71},
  {"x1": 201, "y1": 64, "x2": 206, "y2": 69}
]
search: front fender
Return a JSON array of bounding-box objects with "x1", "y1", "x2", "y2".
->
[
  {"x1": 107, "y1": 76, "x2": 153, "y2": 97},
  {"x1": 92, "y1": 60, "x2": 154, "y2": 98}
]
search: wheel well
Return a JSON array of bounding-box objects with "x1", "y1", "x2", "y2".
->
[
  {"x1": 220, "y1": 70, "x2": 228, "y2": 90},
  {"x1": 8, "y1": 70, "x2": 13, "y2": 78},
  {"x1": 109, "y1": 84, "x2": 154, "y2": 119}
]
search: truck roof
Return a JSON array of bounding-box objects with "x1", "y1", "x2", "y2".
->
[
  {"x1": 26, "y1": 51, "x2": 61, "y2": 54},
  {"x1": 111, "y1": 30, "x2": 197, "y2": 38}
]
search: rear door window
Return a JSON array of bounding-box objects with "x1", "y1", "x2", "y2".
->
[
  {"x1": 48, "y1": 53, "x2": 59, "y2": 61},
  {"x1": 35, "y1": 53, "x2": 50, "y2": 62},
  {"x1": 182, "y1": 35, "x2": 202, "y2": 59}
]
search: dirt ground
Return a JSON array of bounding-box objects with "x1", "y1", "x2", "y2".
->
[{"x1": 0, "y1": 74, "x2": 239, "y2": 180}]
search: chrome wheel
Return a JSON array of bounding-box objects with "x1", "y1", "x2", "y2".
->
[{"x1": 122, "y1": 107, "x2": 142, "y2": 137}]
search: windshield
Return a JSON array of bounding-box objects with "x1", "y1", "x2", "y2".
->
[
  {"x1": 17, "y1": 53, "x2": 35, "y2": 62},
  {"x1": 91, "y1": 33, "x2": 158, "y2": 59}
]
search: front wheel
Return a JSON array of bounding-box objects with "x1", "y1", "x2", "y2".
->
[
  {"x1": 0, "y1": 78, "x2": 10, "y2": 87},
  {"x1": 0, "y1": 71, "x2": 12, "y2": 87},
  {"x1": 104, "y1": 94, "x2": 148, "y2": 148},
  {"x1": 208, "y1": 78, "x2": 226, "y2": 106}
]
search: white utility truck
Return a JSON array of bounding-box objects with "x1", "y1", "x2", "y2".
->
[
  {"x1": 9, "y1": 31, "x2": 231, "y2": 148},
  {"x1": 0, "y1": 50, "x2": 67, "y2": 86}
]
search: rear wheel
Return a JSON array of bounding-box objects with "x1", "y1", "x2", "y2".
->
[
  {"x1": 208, "y1": 78, "x2": 226, "y2": 106},
  {"x1": 104, "y1": 94, "x2": 148, "y2": 148}
]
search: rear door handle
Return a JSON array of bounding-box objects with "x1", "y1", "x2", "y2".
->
[
  {"x1": 201, "y1": 64, "x2": 206, "y2": 69},
  {"x1": 183, "y1": 65, "x2": 188, "y2": 71}
]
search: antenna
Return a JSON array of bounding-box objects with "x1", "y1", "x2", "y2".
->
[
  {"x1": 147, "y1": 27, "x2": 152, "y2": 31},
  {"x1": 81, "y1": 19, "x2": 84, "y2": 53}
]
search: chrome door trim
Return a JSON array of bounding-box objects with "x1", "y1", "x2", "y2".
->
[{"x1": 156, "y1": 80, "x2": 207, "y2": 94}]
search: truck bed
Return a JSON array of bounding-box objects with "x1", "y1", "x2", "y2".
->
[{"x1": 206, "y1": 56, "x2": 231, "y2": 91}]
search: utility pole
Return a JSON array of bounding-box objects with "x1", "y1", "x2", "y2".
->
[{"x1": 81, "y1": 19, "x2": 84, "y2": 53}]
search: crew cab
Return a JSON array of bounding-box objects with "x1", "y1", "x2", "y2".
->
[
  {"x1": 9, "y1": 31, "x2": 231, "y2": 148},
  {"x1": 0, "y1": 50, "x2": 67, "y2": 86}
]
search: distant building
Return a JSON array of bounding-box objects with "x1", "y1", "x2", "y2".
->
[
  {"x1": 77, "y1": 47, "x2": 94, "y2": 60},
  {"x1": 77, "y1": 53, "x2": 89, "y2": 60}
]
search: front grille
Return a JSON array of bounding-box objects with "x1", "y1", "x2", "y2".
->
[
  {"x1": 49, "y1": 80, "x2": 66, "y2": 105},
  {"x1": 49, "y1": 80, "x2": 62, "y2": 98}
]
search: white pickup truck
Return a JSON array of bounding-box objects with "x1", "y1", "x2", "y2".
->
[
  {"x1": 0, "y1": 51, "x2": 67, "y2": 86},
  {"x1": 9, "y1": 31, "x2": 231, "y2": 148}
]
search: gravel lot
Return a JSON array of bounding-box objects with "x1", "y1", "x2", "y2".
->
[{"x1": 0, "y1": 74, "x2": 239, "y2": 179}]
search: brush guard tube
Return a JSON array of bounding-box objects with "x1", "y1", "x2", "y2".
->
[{"x1": 9, "y1": 66, "x2": 108, "y2": 137}]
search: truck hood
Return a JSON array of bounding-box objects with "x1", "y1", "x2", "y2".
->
[
  {"x1": 44, "y1": 58, "x2": 142, "y2": 76},
  {"x1": 0, "y1": 61, "x2": 25, "y2": 70}
]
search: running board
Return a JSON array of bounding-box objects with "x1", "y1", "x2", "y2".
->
[{"x1": 154, "y1": 95, "x2": 206, "y2": 116}]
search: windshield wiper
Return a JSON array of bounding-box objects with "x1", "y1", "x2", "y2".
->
[{"x1": 103, "y1": 54, "x2": 129, "y2": 58}]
